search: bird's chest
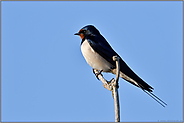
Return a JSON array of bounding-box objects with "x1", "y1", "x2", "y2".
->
[{"x1": 81, "y1": 39, "x2": 113, "y2": 72}]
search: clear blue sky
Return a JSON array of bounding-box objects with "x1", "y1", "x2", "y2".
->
[{"x1": 1, "y1": 1, "x2": 183, "y2": 122}]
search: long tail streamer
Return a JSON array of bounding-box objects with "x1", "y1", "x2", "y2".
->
[
  {"x1": 136, "y1": 82, "x2": 167, "y2": 107},
  {"x1": 143, "y1": 89, "x2": 167, "y2": 107}
]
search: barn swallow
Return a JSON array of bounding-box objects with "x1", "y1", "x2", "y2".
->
[{"x1": 74, "y1": 25, "x2": 167, "y2": 107}]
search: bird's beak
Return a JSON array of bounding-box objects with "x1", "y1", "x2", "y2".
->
[{"x1": 74, "y1": 32, "x2": 80, "y2": 35}]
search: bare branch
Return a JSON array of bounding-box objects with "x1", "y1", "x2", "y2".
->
[
  {"x1": 93, "y1": 55, "x2": 121, "y2": 122},
  {"x1": 112, "y1": 56, "x2": 120, "y2": 122},
  {"x1": 93, "y1": 69, "x2": 113, "y2": 91}
]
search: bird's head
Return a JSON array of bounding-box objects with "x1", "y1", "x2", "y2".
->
[{"x1": 74, "y1": 25, "x2": 100, "y2": 40}]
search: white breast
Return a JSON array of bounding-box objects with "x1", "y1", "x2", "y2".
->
[{"x1": 81, "y1": 39, "x2": 113, "y2": 72}]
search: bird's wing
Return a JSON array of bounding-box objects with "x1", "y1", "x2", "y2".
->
[
  {"x1": 86, "y1": 35, "x2": 118, "y2": 68},
  {"x1": 87, "y1": 34, "x2": 153, "y2": 92},
  {"x1": 86, "y1": 34, "x2": 167, "y2": 107}
]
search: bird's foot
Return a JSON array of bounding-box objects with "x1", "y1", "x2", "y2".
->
[
  {"x1": 93, "y1": 69, "x2": 103, "y2": 80},
  {"x1": 109, "y1": 78, "x2": 119, "y2": 89}
]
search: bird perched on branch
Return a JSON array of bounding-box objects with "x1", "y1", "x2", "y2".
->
[{"x1": 74, "y1": 25, "x2": 167, "y2": 107}]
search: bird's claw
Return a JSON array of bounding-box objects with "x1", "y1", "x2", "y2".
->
[
  {"x1": 109, "y1": 78, "x2": 119, "y2": 89},
  {"x1": 93, "y1": 69, "x2": 103, "y2": 80}
]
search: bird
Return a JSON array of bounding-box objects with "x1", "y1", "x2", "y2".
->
[{"x1": 74, "y1": 25, "x2": 167, "y2": 107}]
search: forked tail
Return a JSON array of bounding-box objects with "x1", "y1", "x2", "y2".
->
[
  {"x1": 142, "y1": 89, "x2": 167, "y2": 107},
  {"x1": 135, "y1": 82, "x2": 167, "y2": 107}
]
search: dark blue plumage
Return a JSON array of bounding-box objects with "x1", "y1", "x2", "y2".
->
[{"x1": 75, "y1": 25, "x2": 167, "y2": 107}]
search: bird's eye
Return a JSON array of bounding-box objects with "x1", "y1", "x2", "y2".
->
[{"x1": 79, "y1": 29, "x2": 87, "y2": 34}]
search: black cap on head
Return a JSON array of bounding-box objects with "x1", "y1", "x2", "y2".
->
[{"x1": 82, "y1": 25, "x2": 100, "y2": 34}]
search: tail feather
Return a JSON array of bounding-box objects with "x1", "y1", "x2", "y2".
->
[
  {"x1": 117, "y1": 71, "x2": 167, "y2": 107},
  {"x1": 143, "y1": 89, "x2": 167, "y2": 107},
  {"x1": 149, "y1": 91, "x2": 167, "y2": 106},
  {"x1": 135, "y1": 81, "x2": 167, "y2": 107},
  {"x1": 118, "y1": 71, "x2": 153, "y2": 92},
  {"x1": 112, "y1": 68, "x2": 167, "y2": 107}
]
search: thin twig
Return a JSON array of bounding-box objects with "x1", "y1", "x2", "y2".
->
[
  {"x1": 93, "y1": 55, "x2": 120, "y2": 122},
  {"x1": 112, "y1": 56, "x2": 120, "y2": 122},
  {"x1": 93, "y1": 69, "x2": 113, "y2": 91}
]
